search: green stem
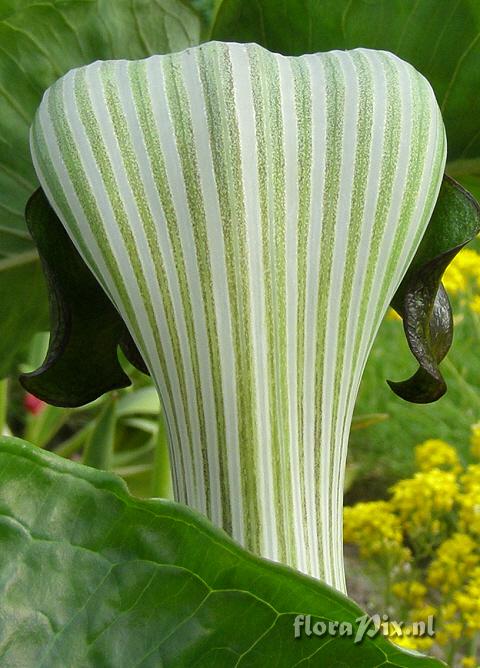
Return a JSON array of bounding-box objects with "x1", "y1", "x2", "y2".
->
[
  {"x1": 0, "y1": 378, "x2": 8, "y2": 435},
  {"x1": 151, "y1": 414, "x2": 172, "y2": 499},
  {"x1": 443, "y1": 356, "x2": 480, "y2": 409},
  {"x1": 114, "y1": 463, "x2": 152, "y2": 478},
  {"x1": 113, "y1": 440, "x2": 155, "y2": 467},
  {"x1": 383, "y1": 561, "x2": 392, "y2": 612},
  {"x1": 471, "y1": 310, "x2": 480, "y2": 340},
  {"x1": 446, "y1": 641, "x2": 457, "y2": 667},
  {"x1": 24, "y1": 405, "x2": 69, "y2": 448},
  {"x1": 54, "y1": 421, "x2": 94, "y2": 458},
  {"x1": 469, "y1": 633, "x2": 478, "y2": 662},
  {"x1": 464, "y1": 282, "x2": 480, "y2": 340},
  {"x1": 82, "y1": 396, "x2": 117, "y2": 470}
]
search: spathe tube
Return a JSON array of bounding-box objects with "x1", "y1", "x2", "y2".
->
[{"x1": 29, "y1": 42, "x2": 446, "y2": 592}]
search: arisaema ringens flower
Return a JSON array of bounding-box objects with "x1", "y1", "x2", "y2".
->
[{"x1": 22, "y1": 42, "x2": 480, "y2": 593}]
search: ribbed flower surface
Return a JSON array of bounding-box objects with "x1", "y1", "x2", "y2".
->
[{"x1": 31, "y1": 41, "x2": 446, "y2": 591}]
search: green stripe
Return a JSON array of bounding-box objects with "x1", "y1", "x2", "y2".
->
[
  {"x1": 162, "y1": 52, "x2": 232, "y2": 533},
  {"x1": 292, "y1": 56, "x2": 313, "y2": 570},
  {"x1": 128, "y1": 59, "x2": 210, "y2": 509},
  {"x1": 314, "y1": 54, "x2": 345, "y2": 552},
  {"x1": 198, "y1": 43, "x2": 261, "y2": 546},
  {"x1": 349, "y1": 53, "x2": 403, "y2": 384},
  {"x1": 31, "y1": 117, "x2": 102, "y2": 285},
  {"x1": 99, "y1": 62, "x2": 201, "y2": 509},
  {"x1": 72, "y1": 66, "x2": 188, "y2": 500}
]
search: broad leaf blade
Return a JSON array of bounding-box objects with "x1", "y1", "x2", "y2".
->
[
  {"x1": 0, "y1": 436, "x2": 445, "y2": 667},
  {"x1": 389, "y1": 176, "x2": 480, "y2": 403},
  {"x1": 187, "y1": 0, "x2": 222, "y2": 37},
  {"x1": 0, "y1": 255, "x2": 48, "y2": 376},
  {"x1": 0, "y1": 0, "x2": 201, "y2": 376}
]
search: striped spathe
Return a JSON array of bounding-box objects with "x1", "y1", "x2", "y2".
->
[{"x1": 30, "y1": 41, "x2": 446, "y2": 592}]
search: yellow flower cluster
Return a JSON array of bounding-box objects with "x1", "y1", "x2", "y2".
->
[
  {"x1": 427, "y1": 532, "x2": 478, "y2": 592},
  {"x1": 454, "y1": 566, "x2": 480, "y2": 635},
  {"x1": 470, "y1": 295, "x2": 480, "y2": 315},
  {"x1": 443, "y1": 261, "x2": 468, "y2": 295},
  {"x1": 415, "y1": 438, "x2": 461, "y2": 473},
  {"x1": 391, "y1": 580, "x2": 426, "y2": 606},
  {"x1": 461, "y1": 657, "x2": 478, "y2": 668},
  {"x1": 391, "y1": 627, "x2": 435, "y2": 652},
  {"x1": 343, "y1": 500, "x2": 410, "y2": 562},
  {"x1": 458, "y1": 464, "x2": 480, "y2": 536},
  {"x1": 435, "y1": 601, "x2": 463, "y2": 646},
  {"x1": 389, "y1": 468, "x2": 458, "y2": 535},
  {"x1": 344, "y1": 428, "x2": 480, "y2": 664}
]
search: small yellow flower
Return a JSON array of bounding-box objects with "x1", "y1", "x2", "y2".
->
[
  {"x1": 411, "y1": 604, "x2": 437, "y2": 620},
  {"x1": 455, "y1": 247, "x2": 480, "y2": 277},
  {"x1": 461, "y1": 656, "x2": 478, "y2": 668},
  {"x1": 470, "y1": 424, "x2": 480, "y2": 459},
  {"x1": 443, "y1": 247, "x2": 480, "y2": 295},
  {"x1": 469, "y1": 295, "x2": 480, "y2": 314},
  {"x1": 443, "y1": 620, "x2": 463, "y2": 640},
  {"x1": 458, "y1": 464, "x2": 480, "y2": 535},
  {"x1": 461, "y1": 464, "x2": 480, "y2": 491},
  {"x1": 392, "y1": 580, "x2": 427, "y2": 606},
  {"x1": 390, "y1": 628, "x2": 434, "y2": 651},
  {"x1": 443, "y1": 262, "x2": 467, "y2": 294},
  {"x1": 343, "y1": 501, "x2": 410, "y2": 562},
  {"x1": 458, "y1": 490, "x2": 480, "y2": 536},
  {"x1": 427, "y1": 533, "x2": 479, "y2": 592},
  {"x1": 453, "y1": 566, "x2": 480, "y2": 634},
  {"x1": 434, "y1": 630, "x2": 450, "y2": 646},
  {"x1": 391, "y1": 634, "x2": 419, "y2": 650},
  {"x1": 415, "y1": 438, "x2": 461, "y2": 473},
  {"x1": 390, "y1": 469, "x2": 458, "y2": 535},
  {"x1": 440, "y1": 602, "x2": 458, "y2": 621}
]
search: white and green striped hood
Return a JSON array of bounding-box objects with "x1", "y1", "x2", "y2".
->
[{"x1": 30, "y1": 41, "x2": 446, "y2": 592}]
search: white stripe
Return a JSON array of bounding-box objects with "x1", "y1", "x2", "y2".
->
[
  {"x1": 278, "y1": 54, "x2": 304, "y2": 570},
  {"x1": 233, "y1": 45, "x2": 276, "y2": 556},
  {"x1": 302, "y1": 53, "x2": 327, "y2": 578},
  {"x1": 114, "y1": 60, "x2": 207, "y2": 511},
  {"x1": 181, "y1": 46, "x2": 239, "y2": 527}
]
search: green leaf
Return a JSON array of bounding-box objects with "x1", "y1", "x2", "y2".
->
[
  {"x1": 116, "y1": 386, "x2": 161, "y2": 418},
  {"x1": 212, "y1": 0, "x2": 480, "y2": 162},
  {"x1": 350, "y1": 413, "x2": 389, "y2": 431},
  {"x1": 0, "y1": 254, "x2": 49, "y2": 377},
  {"x1": 0, "y1": 436, "x2": 444, "y2": 667},
  {"x1": 0, "y1": 378, "x2": 7, "y2": 434},
  {"x1": 23, "y1": 403, "x2": 70, "y2": 449},
  {"x1": 389, "y1": 176, "x2": 480, "y2": 403},
  {"x1": 0, "y1": 0, "x2": 201, "y2": 376},
  {"x1": 186, "y1": 0, "x2": 222, "y2": 37},
  {"x1": 82, "y1": 394, "x2": 117, "y2": 469}
]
